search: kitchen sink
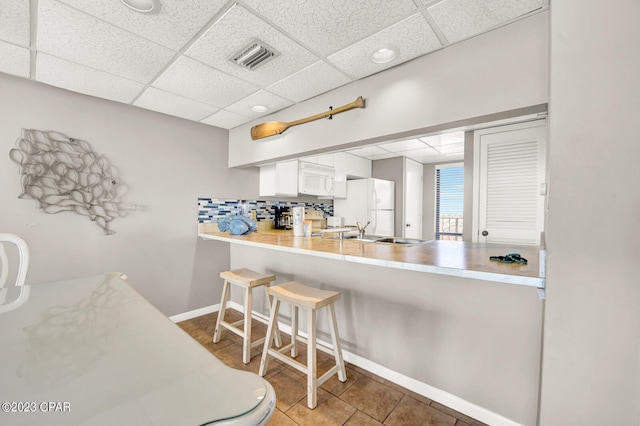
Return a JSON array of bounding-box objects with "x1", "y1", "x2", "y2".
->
[
  {"x1": 374, "y1": 237, "x2": 429, "y2": 246},
  {"x1": 323, "y1": 232, "x2": 429, "y2": 246},
  {"x1": 340, "y1": 234, "x2": 381, "y2": 242}
]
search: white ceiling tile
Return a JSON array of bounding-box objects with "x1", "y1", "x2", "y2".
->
[
  {"x1": 406, "y1": 148, "x2": 463, "y2": 163},
  {"x1": 266, "y1": 61, "x2": 352, "y2": 103},
  {"x1": 16, "y1": 0, "x2": 546, "y2": 132},
  {"x1": 243, "y1": 0, "x2": 418, "y2": 56},
  {"x1": 225, "y1": 90, "x2": 293, "y2": 118},
  {"x1": 200, "y1": 109, "x2": 253, "y2": 129},
  {"x1": 420, "y1": 131, "x2": 465, "y2": 147},
  {"x1": 428, "y1": 0, "x2": 547, "y2": 43},
  {"x1": 328, "y1": 13, "x2": 441, "y2": 79},
  {"x1": 369, "y1": 152, "x2": 400, "y2": 161},
  {"x1": 152, "y1": 56, "x2": 259, "y2": 107},
  {"x1": 185, "y1": 4, "x2": 318, "y2": 87},
  {"x1": 377, "y1": 138, "x2": 430, "y2": 153},
  {"x1": 344, "y1": 145, "x2": 391, "y2": 160},
  {"x1": 411, "y1": 146, "x2": 442, "y2": 155},
  {"x1": 435, "y1": 142, "x2": 465, "y2": 154},
  {"x1": 414, "y1": 154, "x2": 462, "y2": 164},
  {"x1": 134, "y1": 87, "x2": 219, "y2": 121},
  {"x1": 0, "y1": 0, "x2": 30, "y2": 47},
  {"x1": 400, "y1": 147, "x2": 442, "y2": 161},
  {"x1": 443, "y1": 154, "x2": 464, "y2": 161},
  {"x1": 441, "y1": 131, "x2": 466, "y2": 144},
  {"x1": 37, "y1": 0, "x2": 175, "y2": 82},
  {"x1": 56, "y1": 0, "x2": 227, "y2": 50},
  {"x1": 36, "y1": 53, "x2": 145, "y2": 103},
  {"x1": 0, "y1": 41, "x2": 30, "y2": 78}
]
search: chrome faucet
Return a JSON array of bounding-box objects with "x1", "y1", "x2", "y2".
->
[{"x1": 356, "y1": 221, "x2": 370, "y2": 239}]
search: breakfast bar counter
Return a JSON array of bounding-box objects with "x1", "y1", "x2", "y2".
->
[
  {"x1": 198, "y1": 222, "x2": 546, "y2": 425},
  {"x1": 198, "y1": 223, "x2": 544, "y2": 289}
]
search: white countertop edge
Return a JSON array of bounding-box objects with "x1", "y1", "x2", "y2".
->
[
  {"x1": 341, "y1": 255, "x2": 542, "y2": 288},
  {"x1": 199, "y1": 233, "x2": 345, "y2": 261},
  {"x1": 199, "y1": 233, "x2": 544, "y2": 289}
]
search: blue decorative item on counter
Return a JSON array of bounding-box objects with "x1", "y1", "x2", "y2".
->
[{"x1": 217, "y1": 215, "x2": 257, "y2": 235}]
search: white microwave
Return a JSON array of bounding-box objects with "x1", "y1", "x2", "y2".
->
[{"x1": 298, "y1": 161, "x2": 335, "y2": 197}]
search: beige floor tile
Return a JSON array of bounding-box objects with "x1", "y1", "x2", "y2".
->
[
  {"x1": 384, "y1": 395, "x2": 456, "y2": 426},
  {"x1": 320, "y1": 365, "x2": 363, "y2": 397},
  {"x1": 345, "y1": 411, "x2": 385, "y2": 426},
  {"x1": 402, "y1": 389, "x2": 433, "y2": 406},
  {"x1": 348, "y1": 364, "x2": 385, "y2": 383},
  {"x1": 429, "y1": 402, "x2": 487, "y2": 426},
  {"x1": 340, "y1": 376, "x2": 403, "y2": 422},
  {"x1": 285, "y1": 387, "x2": 357, "y2": 426},
  {"x1": 211, "y1": 342, "x2": 246, "y2": 367},
  {"x1": 190, "y1": 313, "x2": 217, "y2": 332},
  {"x1": 268, "y1": 368, "x2": 307, "y2": 412},
  {"x1": 378, "y1": 379, "x2": 433, "y2": 406},
  {"x1": 178, "y1": 313, "x2": 485, "y2": 426},
  {"x1": 266, "y1": 408, "x2": 298, "y2": 425},
  {"x1": 262, "y1": 360, "x2": 288, "y2": 381}
]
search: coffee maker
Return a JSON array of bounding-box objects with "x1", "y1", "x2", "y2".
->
[{"x1": 273, "y1": 206, "x2": 292, "y2": 230}]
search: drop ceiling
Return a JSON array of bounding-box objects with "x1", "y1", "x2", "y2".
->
[
  {"x1": 340, "y1": 131, "x2": 466, "y2": 164},
  {"x1": 2, "y1": 0, "x2": 547, "y2": 135}
]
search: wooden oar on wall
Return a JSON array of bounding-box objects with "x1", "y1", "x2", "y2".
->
[{"x1": 250, "y1": 96, "x2": 365, "y2": 140}]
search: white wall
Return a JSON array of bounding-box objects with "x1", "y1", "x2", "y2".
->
[
  {"x1": 0, "y1": 73, "x2": 259, "y2": 316},
  {"x1": 423, "y1": 163, "x2": 436, "y2": 241},
  {"x1": 540, "y1": 0, "x2": 640, "y2": 424},
  {"x1": 228, "y1": 11, "x2": 549, "y2": 167}
]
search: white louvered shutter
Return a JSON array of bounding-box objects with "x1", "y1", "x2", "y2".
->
[{"x1": 477, "y1": 123, "x2": 546, "y2": 245}]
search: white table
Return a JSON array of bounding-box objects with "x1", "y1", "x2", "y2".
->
[{"x1": 0, "y1": 273, "x2": 275, "y2": 425}]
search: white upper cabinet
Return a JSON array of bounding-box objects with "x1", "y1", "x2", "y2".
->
[
  {"x1": 334, "y1": 152, "x2": 371, "y2": 179},
  {"x1": 259, "y1": 152, "x2": 370, "y2": 198},
  {"x1": 333, "y1": 152, "x2": 371, "y2": 198},
  {"x1": 317, "y1": 154, "x2": 334, "y2": 167},
  {"x1": 300, "y1": 154, "x2": 334, "y2": 167},
  {"x1": 259, "y1": 164, "x2": 277, "y2": 196},
  {"x1": 259, "y1": 160, "x2": 299, "y2": 197}
]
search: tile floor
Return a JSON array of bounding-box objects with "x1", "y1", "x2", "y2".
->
[{"x1": 177, "y1": 310, "x2": 487, "y2": 426}]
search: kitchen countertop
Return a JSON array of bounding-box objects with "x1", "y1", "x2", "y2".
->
[{"x1": 198, "y1": 223, "x2": 545, "y2": 289}]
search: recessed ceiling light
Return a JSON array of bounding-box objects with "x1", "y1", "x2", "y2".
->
[
  {"x1": 251, "y1": 105, "x2": 268, "y2": 113},
  {"x1": 120, "y1": 0, "x2": 158, "y2": 13},
  {"x1": 370, "y1": 47, "x2": 397, "y2": 64}
]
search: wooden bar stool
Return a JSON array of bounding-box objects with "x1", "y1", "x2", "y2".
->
[
  {"x1": 259, "y1": 281, "x2": 347, "y2": 409},
  {"x1": 213, "y1": 268, "x2": 282, "y2": 364}
]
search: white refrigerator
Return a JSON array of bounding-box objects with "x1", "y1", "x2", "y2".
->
[{"x1": 333, "y1": 178, "x2": 395, "y2": 237}]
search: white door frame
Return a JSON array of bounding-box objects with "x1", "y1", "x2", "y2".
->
[
  {"x1": 472, "y1": 119, "x2": 547, "y2": 243},
  {"x1": 403, "y1": 158, "x2": 423, "y2": 238}
]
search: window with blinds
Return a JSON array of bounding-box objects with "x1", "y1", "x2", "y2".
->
[{"x1": 435, "y1": 165, "x2": 464, "y2": 241}]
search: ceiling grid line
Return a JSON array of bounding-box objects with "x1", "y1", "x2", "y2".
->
[
  {"x1": 131, "y1": 0, "x2": 243, "y2": 106},
  {"x1": 0, "y1": 0, "x2": 548, "y2": 139},
  {"x1": 29, "y1": 0, "x2": 39, "y2": 79}
]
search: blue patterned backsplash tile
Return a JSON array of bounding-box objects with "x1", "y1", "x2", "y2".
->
[{"x1": 198, "y1": 198, "x2": 333, "y2": 223}]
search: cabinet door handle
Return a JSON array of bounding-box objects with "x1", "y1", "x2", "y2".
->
[{"x1": 482, "y1": 230, "x2": 489, "y2": 236}]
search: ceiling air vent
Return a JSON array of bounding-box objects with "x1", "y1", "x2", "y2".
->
[{"x1": 230, "y1": 39, "x2": 279, "y2": 70}]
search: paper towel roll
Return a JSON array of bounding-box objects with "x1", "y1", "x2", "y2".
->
[{"x1": 292, "y1": 206, "x2": 305, "y2": 236}]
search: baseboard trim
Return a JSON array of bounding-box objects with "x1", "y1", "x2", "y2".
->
[
  {"x1": 170, "y1": 303, "x2": 523, "y2": 426},
  {"x1": 168, "y1": 304, "x2": 219, "y2": 323}
]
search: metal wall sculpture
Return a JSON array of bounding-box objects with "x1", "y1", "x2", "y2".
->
[{"x1": 9, "y1": 129, "x2": 130, "y2": 235}]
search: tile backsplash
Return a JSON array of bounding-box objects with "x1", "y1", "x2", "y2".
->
[{"x1": 198, "y1": 198, "x2": 333, "y2": 223}]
